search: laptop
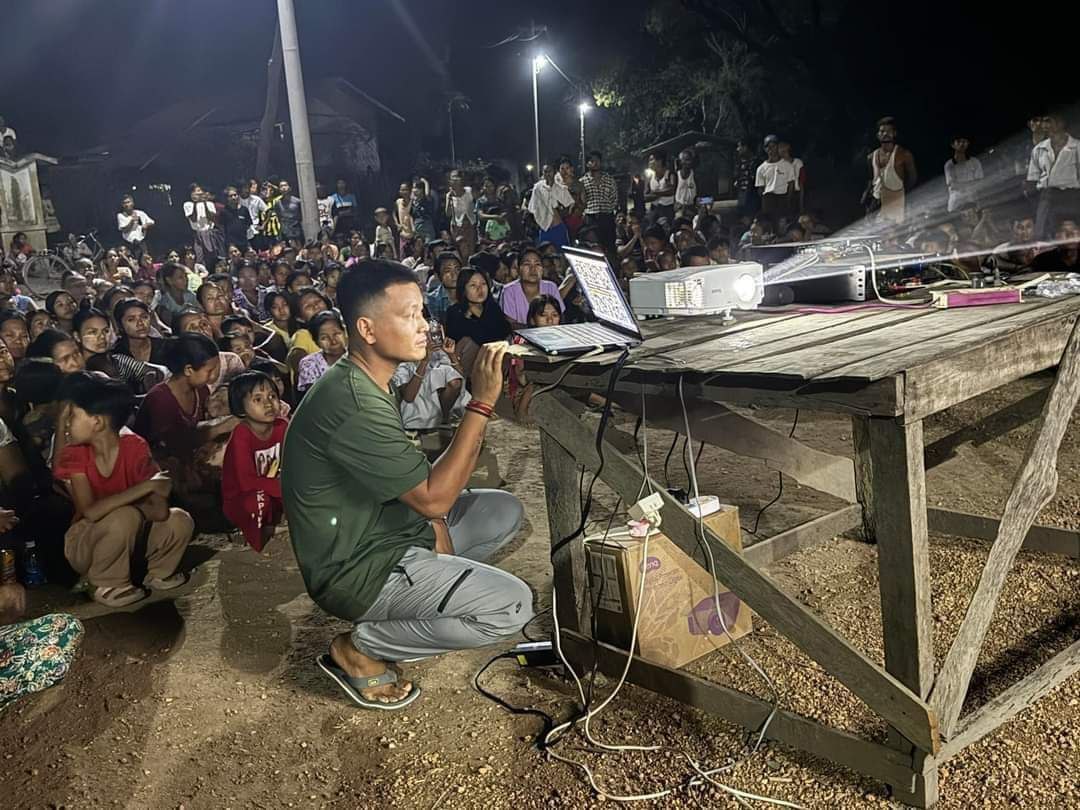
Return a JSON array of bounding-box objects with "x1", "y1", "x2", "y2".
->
[{"x1": 515, "y1": 247, "x2": 643, "y2": 355}]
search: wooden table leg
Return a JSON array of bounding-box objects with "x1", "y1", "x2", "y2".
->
[
  {"x1": 853, "y1": 416, "x2": 938, "y2": 807},
  {"x1": 539, "y1": 429, "x2": 589, "y2": 634}
]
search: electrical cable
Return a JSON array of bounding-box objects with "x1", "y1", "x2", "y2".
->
[
  {"x1": 542, "y1": 377, "x2": 802, "y2": 806},
  {"x1": 662, "y1": 432, "x2": 680, "y2": 489},
  {"x1": 473, "y1": 652, "x2": 555, "y2": 742},
  {"x1": 745, "y1": 410, "x2": 800, "y2": 536}
]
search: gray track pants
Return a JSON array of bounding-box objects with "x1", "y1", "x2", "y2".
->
[{"x1": 350, "y1": 489, "x2": 533, "y2": 662}]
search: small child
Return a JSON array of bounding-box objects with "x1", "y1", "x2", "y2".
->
[
  {"x1": 510, "y1": 295, "x2": 563, "y2": 421},
  {"x1": 221, "y1": 371, "x2": 288, "y2": 552},
  {"x1": 53, "y1": 372, "x2": 193, "y2": 607},
  {"x1": 221, "y1": 332, "x2": 255, "y2": 368},
  {"x1": 392, "y1": 336, "x2": 469, "y2": 431},
  {"x1": 373, "y1": 207, "x2": 397, "y2": 259}
]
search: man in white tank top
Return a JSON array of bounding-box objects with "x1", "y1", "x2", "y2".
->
[
  {"x1": 645, "y1": 151, "x2": 676, "y2": 226},
  {"x1": 675, "y1": 149, "x2": 698, "y2": 214},
  {"x1": 863, "y1": 117, "x2": 917, "y2": 225}
]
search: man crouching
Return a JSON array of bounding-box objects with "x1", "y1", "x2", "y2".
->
[{"x1": 283, "y1": 260, "x2": 531, "y2": 710}]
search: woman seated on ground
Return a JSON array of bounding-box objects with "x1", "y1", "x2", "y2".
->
[
  {"x1": 97, "y1": 247, "x2": 132, "y2": 286},
  {"x1": 155, "y1": 262, "x2": 198, "y2": 330},
  {"x1": 232, "y1": 261, "x2": 266, "y2": 322},
  {"x1": 133, "y1": 333, "x2": 238, "y2": 528},
  {"x1": 25, "y1": 328, "x2": 86, "y2": 375},
  {"x1": 74, "y1": 308, "x2": 165, "y2": 396},
  {"x1": 197, "y1": 281, "x2": 235, "y2": 339},
  {"x1": 285, "y1": 287, "x2": 332, "y2": 382},
  {"x1": 131, "y1": 279, "x2": 170, "y2": 337},
  {"x1": 0, "y1": 310, "x2": 30, "y2": 369},
  {"x1": 113, "y1": 299, "x2": 168, "y2": 366},
  {"x1": 444, "y1": 265, "x2": 510, "y2": 375},
  {"x1": 0, "y1": 581, "x2": 83, "y2": 710},
  {"x1": 172, "y1": 308, "x2": 247, "y2": 418},
  {"x1": 295, "y1": 310, "x2": 347, "y2": 395},
  {"x1": 27, "y1": 310, "x2": 57, "y2": 342},
  {"x1": 263, "y1": 291, "x2": 295, "y2": 343}
]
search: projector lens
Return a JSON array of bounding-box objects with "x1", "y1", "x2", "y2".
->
[{"x1": 733, "y1": 273, "x2": 758, "y2": 303}]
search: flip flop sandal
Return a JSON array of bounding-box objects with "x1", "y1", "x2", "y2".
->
[
  {"x1": 316, "y1": 654, "x2": 421, "y2": 711},
  {"x1": 144, "y1": 572, "x2": 190, "y2": 591},
  {"x1": 93, "y1": 585, "x2": 148, "y2": 608}
]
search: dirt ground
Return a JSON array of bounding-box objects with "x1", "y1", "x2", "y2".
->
[{"x1": 3, "y1": 374, "x2": 1079, "y2": 810}]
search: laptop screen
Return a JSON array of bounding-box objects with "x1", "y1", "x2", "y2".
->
[{"x1": 562, "y1": 248, "x2": 642, "y2": 338}]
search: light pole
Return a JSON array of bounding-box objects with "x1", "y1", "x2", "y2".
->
[
  {"x1": 275, "y1": 0, "x2": 319, "y2": 242},
  {"x1": 578, "y1": 102, "x2": 590, "y2": 173},
  {"x1": 532, "y1": 54, "x2": 545, "y2": 175}
]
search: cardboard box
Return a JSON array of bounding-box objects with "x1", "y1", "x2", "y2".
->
[{"x1": 584, "y1": 506, "x2": 752, "y2": 669}]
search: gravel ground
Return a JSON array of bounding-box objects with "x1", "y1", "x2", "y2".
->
[{"x1": 1, "y1": 375, "x2": 1078, "y2": 809}]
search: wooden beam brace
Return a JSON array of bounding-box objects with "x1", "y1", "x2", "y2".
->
[
  {"x1": 743, "y1": 505, "x2": 863, "y2": 567},
  {"x1": 611, "y1": 390, "x2": 857, "y2": 502},
  {"x1": 930, "y1": 318, "x2": 1080, "y2": 737},
  {"x1": 938, "y1": 637, "x2": 1080, "y2": 763},
  {"x1": 559, "y1": 629, "x2": 921, "y2": 793},
  {"x1": 927, "y1": 507, "x2": 1080, "y2": 558},
  {"x1": 530, "y1": 391, "x2": 940, "y2": 754},
  {"x1": 539, "y1": 430, "x2": 588, "y2": 633}
]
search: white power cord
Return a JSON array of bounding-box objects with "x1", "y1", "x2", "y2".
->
[{"x1": 543, "y1": 382, "x2": 802, "y2": 807}]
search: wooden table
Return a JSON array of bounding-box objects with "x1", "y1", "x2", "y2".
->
[{"x1": 525, "y1": 297, "x2": 1080, "y2": 807}]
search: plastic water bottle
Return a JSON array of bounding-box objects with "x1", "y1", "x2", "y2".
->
[{"x1": 21, "y1": 541, "x2": 46, "y2": 587}]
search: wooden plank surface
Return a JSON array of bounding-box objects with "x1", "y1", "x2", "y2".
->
[
  {"x1": 929, "y1": 318, "x2": 1080, "y2": 737},
  {"x1": 744, "y1": 505, "x2": 863, "y2": 567},
  {"x1": 843, "y1": 297, "x2": 1076, "y2": 385},
  {"x1": 903, "y1": 307, "x2": 1080, "y2": 421},
  {"x1": 530, "y1": 391, "x2": 940, "y2": 754},
  {"x1": 926, "y1": 507, "x2": 1080, "y2": 558},
  {"x1": 730, "y1": 301, "x2": 1061, "y2": 381},
  {"x1": 559, "y1": 629, "x2": 921, "y2": 792},
  {"x1": 938, "y1": 638, "x2": 1080, "y2": 764}
]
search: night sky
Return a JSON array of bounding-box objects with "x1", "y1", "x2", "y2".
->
[{"x1": 1, "y1": 0, "x2": 1076, "y2": 171}]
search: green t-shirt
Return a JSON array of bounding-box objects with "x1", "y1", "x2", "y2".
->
[{"x1": 282, "y1": 357, "x2": 434, "y2": 619}]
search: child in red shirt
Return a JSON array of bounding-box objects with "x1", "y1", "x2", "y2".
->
[
  {"x1": 53, "y1": 373, "x2": 193, "y2": 608},
  {"x1": 222, "y1": 371, "x2": 288, "y2": 551}
]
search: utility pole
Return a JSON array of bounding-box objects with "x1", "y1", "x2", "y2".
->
[
  {"x1": 275, "y1": 0, "x2": 319, "y2": 241},
  {"x1": 448, "y1": 101, "x2": 457, "y2": 166},
  {"x1": 532, "y1": 54, "x2": 542, "y2": 173}
]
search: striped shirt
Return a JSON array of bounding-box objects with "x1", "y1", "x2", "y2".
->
[{"x1": 581, "y1": 172, "x2": 619, "y2": 215}]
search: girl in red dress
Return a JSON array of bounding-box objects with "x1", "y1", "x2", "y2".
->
[{"x1": 221, "y1": 370, "x2": 288, "y2": 551}]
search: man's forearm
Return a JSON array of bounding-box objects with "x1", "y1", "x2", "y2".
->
[{"x1": 424, "y1": 411, "x2": 490, "y2": 513}]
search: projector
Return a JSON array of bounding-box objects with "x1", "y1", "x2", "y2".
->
[{"x1": 629, "y1": 262, "x2": 764, "y2": 318}]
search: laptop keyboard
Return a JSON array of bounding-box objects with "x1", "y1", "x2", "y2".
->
[{"x1": 527, "y1": 323, "x2": 628, "y2": 345}]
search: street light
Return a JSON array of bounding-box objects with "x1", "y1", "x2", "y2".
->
[
  {"x1": 578, "y1": 102, "x2": 591, "y2": 172},
  {"x1": 532, "y1": 54, "x2": 546, "y2": 174}
]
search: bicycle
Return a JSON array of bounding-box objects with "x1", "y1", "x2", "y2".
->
[{"x1": 23, "y1": 230, "x2": 103, "y2": 293}]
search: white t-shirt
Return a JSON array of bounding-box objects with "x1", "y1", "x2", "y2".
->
[
  {"x1": 790, "y1": 157, "x2": 805, "y2": 192},
  {"x1": 944, "y1": 157, "x2": 984, "y2": 212},
  {"x1": 117, "y1": 209, "x2": 155, "y2": 243},
  {"x1": 675, "y1": 170, "x2": 697, "y2": 207},
  {"x1": 183, "y1": 200, "x2": 216, "y2": 232},
  {"x1": 392, "y1": 358, "x2": 469, "y2": 430},
  {"x1": 1027, "y1": 136, "x2": 1080, "y2": 190},
  {"x1": 755, "y1": 159, "x2": 797, "y2": 196},
  {"x1": 528, "y1": 180, "x2": 575, "y2": 232},
  {"x1": 240, "y1": 195, "x2": 267, "y2": 239},
  {"x1": 447, "y1": 187, "x2": 476, "y2": 226},
  {"x1": 648, "y1": 171, "x2": 676, "y2": 207},
  {"x1": 317, "y1": 196, "x2": 334, "y2": 230}
]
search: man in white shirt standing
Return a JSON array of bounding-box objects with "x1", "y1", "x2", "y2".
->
[
  {"x1": 117, "y1": 194, "x2": 155, "y2": 257},
  {"x1": 183, "y1": 183, "x2": 218, "y2": 265},
  {"x1": 0, "y1": 116, "x2": 15, "y2": 145},
  {"x1": 445, "y1": 170, "x2": 476, "y2": 259},
  {"x1": 1026, "y1": 112, "x2": 1080, "y2": 239},
  {"x1": 644, "y1": 151, "x2": 676, "y2": 227},
  {"x1": 239, "y1": 179, "x2": 267, "y2": 248},
  {"x1": 944, "y1": 136, "x2": 984, "y2": 213},
  {"x1": 755, "y1": 135, "x2": 796, "y2": 222},
  {"x1": 527, "y1": 164, "x2": 575, "y2": 248}
]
